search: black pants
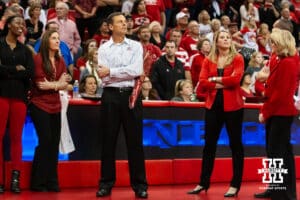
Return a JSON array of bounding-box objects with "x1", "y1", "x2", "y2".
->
[
  {"x1": 75, "y1": 17, "x2": 98, "y2": 41},
  {"x1": 200, "y1": 107, "x2": 244, "y2": 189},
  {"x1": 99, "y1": 88, "x2": 148, "y2": 192},
  {"x1": 265, "y1": 116, "x2": 297, "y2": 200},
  {"x1": 29, "y1": 104, "x2": 61, "y2": 189}
]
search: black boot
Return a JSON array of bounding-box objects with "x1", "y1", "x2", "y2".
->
[
  {"x1": 0, "y1": 185, "x2": 4, "y2": 194},
  {"x1": 10, "y1": 170, "x2": 21, "y2": 194}
]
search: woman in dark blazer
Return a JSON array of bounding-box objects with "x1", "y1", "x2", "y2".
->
[{"x1": 187, "y1": 30, "x2": 245, "y2": 197}]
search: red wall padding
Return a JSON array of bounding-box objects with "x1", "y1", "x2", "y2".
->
[{"x1": 3, "y1": 157, "x2": 299, "y2": 189}]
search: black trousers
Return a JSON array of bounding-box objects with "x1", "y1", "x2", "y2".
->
[
  {"x1": 265, "y1": 116, "x2": 297, "y2": 200},
  {"x1": 29, "y1": 104, "x2": 61, "y2": 189},
  {"x1": 75, "y1": 18, "x2": 98, "y2": 41},
  {"x1": 200, "y1": 107, "x2": 244, "y2": 189},
  {"x1": 99, "y1": 88, "x2": 148, "y2": 192}
]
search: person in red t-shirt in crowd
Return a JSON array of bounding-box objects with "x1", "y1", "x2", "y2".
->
[
  {"x1": 165, "y1": 8, "x2": 189, "y2": 40},
  {"x1": 190, "y1": 38, "x2": 211, "y2": 86},
  {"x1": 191, "y1": 38, "x2": 211, "y2": 101},
  {"x1": 76, "y1": 39, "x2": 97, "y2": 71},
  {"x1": 240, "y1": 72, "x2": 254, "y2": 100},
  {"x1": 180, "y1": 20, "x2": 200, "y2": 57},
  {"x1": 131, "y1": 0, "x2": 153, "y2": 33},
  {"x1": 291, "y1": 0, "x2": 300, "y2": 23},
  {"x1": 137, "y1": 25, "x2": 162, "y2": 76},
  {"x1": 128, "y1": 25, "x2": 161, "y2": 108},
  {"x1": 92, "y1": 19, "x2": 110, "y2": 47},
  {"x1": 144, "y1": 0, "x2": 166, "y2": 32}
]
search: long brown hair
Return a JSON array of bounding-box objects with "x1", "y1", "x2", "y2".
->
[{"x1": 39, "y1": 30, "x2": 60, "y2": 78}]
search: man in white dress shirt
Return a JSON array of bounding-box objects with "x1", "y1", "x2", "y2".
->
[{"x1": 96, "y1": 12, "x2": 148, "y2": 199}]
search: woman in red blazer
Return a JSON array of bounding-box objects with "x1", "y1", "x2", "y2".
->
[
  {"x1": 254, "y1": 29, "x2": 299, "y2": 200},
  {"x1": 188, "y1": 30, "x2": 244, "y2": 197}
]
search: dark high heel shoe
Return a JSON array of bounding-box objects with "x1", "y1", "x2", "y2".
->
[
  {"x1": 224, "y1": 187, "x2": 239, "y2": 197},
  {"x1": 187, "y1": 185, "x2": 208, "y2": 194}
]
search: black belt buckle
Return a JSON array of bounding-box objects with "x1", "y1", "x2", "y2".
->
[
  {"x1": 119, "y1": 87, "x2": 132, "y2": 92},
  {"x1": 105, "y1": 87, "x2": 133, "y2": 92}
]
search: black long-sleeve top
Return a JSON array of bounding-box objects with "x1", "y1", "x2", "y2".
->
[
  {"x1": 150, "y1": 55, "x2": 185, "y2": 100},
  {"x1": 0, "y1": 37, "x2": 34, "y2": 103},
  {"x1": 25, "y1": 19, "x2": 43, "y2": 42}
]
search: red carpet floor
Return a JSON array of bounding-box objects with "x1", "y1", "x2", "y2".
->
[{"x1": 0, "y1": 181, "x2": 299, "y2": 200}]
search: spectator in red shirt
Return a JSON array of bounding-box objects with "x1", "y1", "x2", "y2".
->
[
  {"x1": 76, "y1": 38, "x2": 97, "y2": 71},
  {"x1": 137, "y1": 25, "x2": 161, "y2": 76},
  {"x1": 92, "y1": 19, "x2": 110, "y2": 47},
  {"x1": 190, "y1": 38, "x2": 211, "y2": 87},
  {"x1": 144, "y1": 0, "x2": 166, "y2": 32},
  {"x1": 131, "y1": 0, "x2": 152, "y2": 32},
  {"x1": 180, "y1": 20, "x2": 200, "y2": 57}
]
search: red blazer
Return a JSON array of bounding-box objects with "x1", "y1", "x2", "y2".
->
[
  {"x1": 261, "y1": 54, "x2": 300, "y2": 120},
  {"x1": 199, "y1": 53, "x2": 244, "y2": 111}
]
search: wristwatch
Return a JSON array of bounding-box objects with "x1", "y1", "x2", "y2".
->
[{"x1": 212, "y1": 77, "x2": 217, "y2": 82}]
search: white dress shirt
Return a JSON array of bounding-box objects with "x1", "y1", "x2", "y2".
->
[{"x1": 98, "y1": 37, "x2": 143, "y2": 88}]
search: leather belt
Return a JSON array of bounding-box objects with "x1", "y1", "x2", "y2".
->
[{"x1": 105, "y1": 87, "x2": 133, "y2": 92}]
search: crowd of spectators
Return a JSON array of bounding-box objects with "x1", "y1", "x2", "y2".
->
[{"x1": 0, "y1": 0, "x2": 299, "y2": 102}]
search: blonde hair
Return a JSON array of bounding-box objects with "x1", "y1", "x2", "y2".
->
[
  {"x1": 149, "y1": 20, "x2": 161, "y2": 32},
  {"x1": 174, "y1": 79, "x2": 193, "y2": 97},
  {"x1": 248, "y1": 51, "x2": 263, "y2": 67},
  {"x1": 258, "y1": 23, "x2": 269, "y2": 35},
  {"x1": 208, "y1": 30, "x2": 237, "y2": 66},
  {"x1": 197, "y1": 10, "x2": 210, "y2": 24},
  {"x1": 270, "y1": 28, "x2": 296, "y2": 57}
]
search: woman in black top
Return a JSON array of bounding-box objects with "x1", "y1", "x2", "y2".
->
[
  {"x1": 25, "y1": 3, "x2": 43, "y2": 46},
  {"x1": 0, "y1": 15, "x2": 34, "y2": 193}
]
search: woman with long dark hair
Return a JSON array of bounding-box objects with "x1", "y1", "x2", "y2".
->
[
  {"x1": 0, "y1": 15, "x2": 34, "y2": 194},
  {"x1": 30, "y1": 29, "x2": 70, "y2": 192}
]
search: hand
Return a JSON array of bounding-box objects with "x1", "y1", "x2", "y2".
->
[
  {"x1": 83, "y1": 13, "x2": 91, "y2": 19},
  {"x1": 16, "y1": 65, "x2": 25, "y2": 71},
  {"x1": 37, "y1": 78, "x2": 53, "y2": 90},
  {"x1": 258, "y1": 113, "x2": 265, "y2": 123},
  {"x1": 97, "y1": 65, "x2": 110, "y2": 78},
  {"x1": 215, "y1": 83, "x2": 224, "y2": 89},
  {"x1": 59, "y1": 73, "x2": 71, "y2": 83}
]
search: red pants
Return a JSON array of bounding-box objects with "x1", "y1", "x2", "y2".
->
[{"x1": 0, "y1": 97, "x2": 27, "y2": 184}]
